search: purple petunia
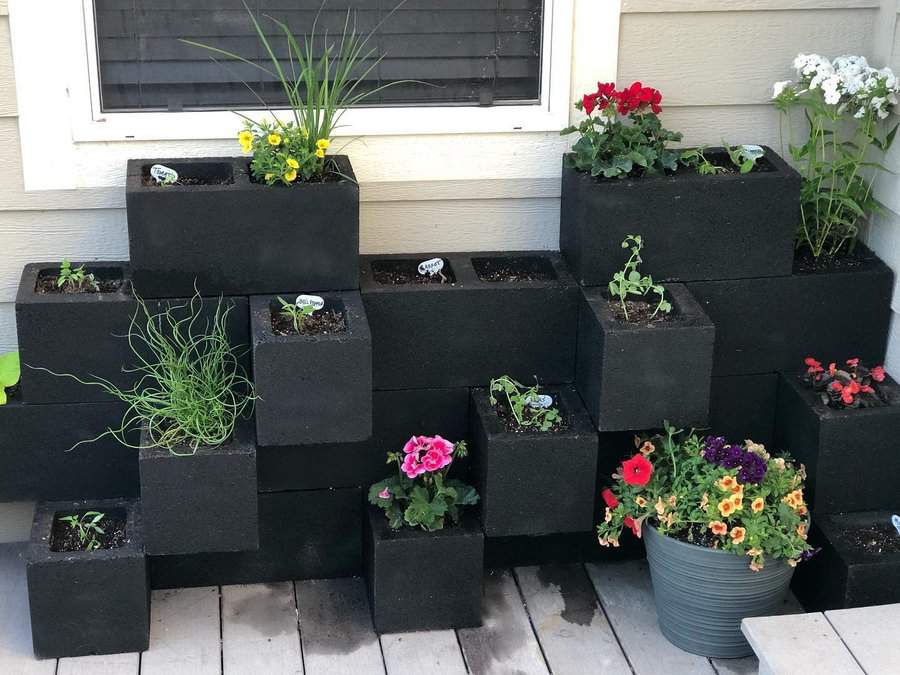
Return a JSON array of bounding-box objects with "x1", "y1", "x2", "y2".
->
[
  {"x1": 703, "y1": 436, "x2": 768, "y2": 485},
  {"x1": 738, "y1": 452, "x2": 768, "y2": 484}
]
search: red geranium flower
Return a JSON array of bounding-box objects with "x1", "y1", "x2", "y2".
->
[
  {"x1": 846, "y1": 358, "x2": 860, "y2": 367},
  {"x1": 804, "y1": 357, "x2": 823, "y2": 374},
  {"x1": 621, "y1": 454, "x2": 653, "y2": 486},
  {"x1": 582, "y1": 92, "x2": 599, "y2": 115},
  {"x1": 871, "y1": 365, "x2": 886, "y2": 382},
  {"x1": 601, "y1": 488, "x2": 619, "y2": 508}
]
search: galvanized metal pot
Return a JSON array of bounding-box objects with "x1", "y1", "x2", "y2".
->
[{"x1": 643, "y1": 524, "x2": 794, "y2": 658}]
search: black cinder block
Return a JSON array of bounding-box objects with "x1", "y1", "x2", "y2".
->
[
  {"x1": 258, "y1": 387, "x2": 470, "y2": 491},
  {"x1": 251, "y1": 292, "x2": 372, "y2": 446},
  {"x1": 708, "y1": 373, "x2": 778, "y2": 447},
  {"x1": 16, "y1": 262, "x2": 137, "y2": 404},
  {"x1": 26, "y1": 499, "x2": 149, "y2": 658},
  {"x1": 687, "y1": 247, "x2": 893, "y2": 376},
  {"x1": 471, "y1": 386, "x2": 598, "y2": 536},
  {"x1": 126, "y1": 156, "x2": 359, "y2": 297},
  {"x1": 774, "y1": 374, "x2": 900, "y2": 514},
  {"x1": 139, "y1": 419, "x2": 258, "y2": 555},
  {"x1": 361, "y1": 252, "x2": 579, "y2": 390},
  {"x1": 793, "y1": 511, "x2": 900, "y2": 611},
  {"x1": 559, "y1": 147, "x2": 799, "y2": 286},
  {"x1": 575, "y1": 284, "x2": 714, "y2": 431},
  {"x1": 364, "y1": 507, "x2": 483, "y2": 633},
  {"x1": 150, "y1": 487, "x2": 362, "y2": 588}
]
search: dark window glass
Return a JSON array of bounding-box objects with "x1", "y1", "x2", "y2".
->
[{"x1": 93, "y1": 1, "x2": 544, "y2": 112}]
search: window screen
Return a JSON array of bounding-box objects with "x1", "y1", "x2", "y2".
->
[{"x1": 93, "y1": 1, "x2": 544, "y2": 112}]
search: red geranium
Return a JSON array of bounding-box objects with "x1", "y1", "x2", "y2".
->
[
  {"x1": 621, "y1": 453, "x2": 653, "y2": 486},
  {"x1": 871, "y1": 365, "x2": 886, "y2": 382},
  {"x1": 601, "y1": 488, "x2": 619, "y2": 508}
]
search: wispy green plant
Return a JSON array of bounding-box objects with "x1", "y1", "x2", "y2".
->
[
  {"x1": 32, "y1": 290, "x2": 255, "y2": 456},
  {"x1": 0, "y1": 351, "x2": 19, "y2": 405},
  {"x1": 57, "y1": 259, "x2": 98, "y2": 292}
]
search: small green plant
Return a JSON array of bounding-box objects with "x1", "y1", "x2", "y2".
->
[
  {"x1": 57, "y1": 260, "x2": 99, "y2": 292},
  {"x1": 59, "y1": 511, "x2": 106, "y2": 551},
  {"x1": 489, "y1": 375, "x2": 561, "y2": 432},
  {"x1": 679, "y1": 146, "x2": 726, "y2": 176},
  {"x1": 277, "y1": 296, "x2": 317, "y2": 333},
  {"x1": 724, "y1": 142, "x2": 764, "y2": 174},
  {"x1": 0, "y1": 351, "x2": 20, "y2": 405},
  {"x1": 608, "y1": 235, "x2": 672, "y2": 321}
]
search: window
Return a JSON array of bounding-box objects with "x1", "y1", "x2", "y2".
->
[{"x1": 93, "y1": 1, "x2": 545, "y2": 113}]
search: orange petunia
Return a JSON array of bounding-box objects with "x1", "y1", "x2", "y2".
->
[
  {"x1": 731, "y1": 483, "x2": 744, "y2": 498},
  {"x1": 730, "y1": 527, "x2": 746, "y2": 545},
  {"x1": 709, "y1": 521, "x2": 728, "y2": 536},
  {"x1": 731, "y1": 494, "x2": 743, "y2": 511},
  {"x1": 639, "y1": 440, "x2": 655, "y2": 456},
  {"x1": 717, "y1": 476, "x2": 737, "y2": 491},
  {"x1": 796, "y1": 505, "x2": 808, "y2": 517},
  {"x1": 718, "y1": 498, "x2": 736, "y2": 517},
  {"x1": 634, "y1": 495, "x2": 648, "y2": 508},
  {"x1": 751, "y1": 497, "x2": 765, "y2": 513},
  {"x1": 797, "y1": 524, "x2": 807, "y2": 539}
]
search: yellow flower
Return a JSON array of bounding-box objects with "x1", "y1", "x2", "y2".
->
[
  {"x1": 604, "y1": 507, "x2": 613, "y2": 523},
  {"x1": 787, "y1": 558, "x2": 798, "y2": 568},
  {"x1": 772, "y1": 457, "x2": 786, "y2": 472},
  {"x1": 268, "y1": 133, "x2": 282, "y2": 146},
  {"x1": 667, "y1": 495, "x2": 677, "y2": 507},
  {"x1": 634, "y1": 496, "x2": 647, "y2": 508},
  {"x1": 717, "y1": 476, "x2": 737, "y2": 492},
  {"x1": 729, "y1": 527, "x2": 746, "y2": 545},
  {"x1": 286, "y1": 157, "x2": 300, "y2": 169},
  {"x1": 751, "y1": 497, "x2": 765, "y2": 513},
  {"x1": 655, "y1": 498, "x2": 666, "y2": 516},
  {"x1": 639, "y1": 440, "x2": 655, "y2": 455},
  {"x1": 283, "y1": 169, "x2": 297, "y2": 182},
  {"x1": 240, "y1": 141, "x2": 252, "y2": 154},
  {"x1": 730, "y1": 483, "x2": 744, "y2": 498},
  {"x1": 747, "y1": 547, "x2": 763, "y2": 557},
  {"x1": 238, "y1": 130, "x2": 253, "y2": 144},
  {"x1": 731, "y1": 494, "x2": 743, "y2": 511},
  {"x1": 699, "y1": 492, "x2": 709, "y2": 509},
  {"x1": 315, "y1": 148, "x2": 325, "y2": 159},
  {"x1": 316, "y1": 138, "x2": 330, "y2": 150},
  {"x1": 797, "y1": 524, "x2": 807, "y2": 539},
  {"x1": 264, "y1": 173, "x2": 274, "y2": 182},
  {"x1": 718, "y1": 498, "x2": 736, "y2": 517}
]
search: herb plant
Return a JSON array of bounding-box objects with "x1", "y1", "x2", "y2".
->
[
  {"x1": 369, "y1": 436, "x2": 479, "y2": 532},
  {"x1": 562, "y1": 81, "x2": 682, "y2": 179},
  {"x1": 801, "y1": 356, "x2": 888, "y2": 409},
  {"x1": 489, "y1": 375, "x2": 561, "y2": 432},
  {"x1": 59, "y1": 511, "x2": 106, "y2": 552},
  {"x1": 277, "y1": 296, "x2": 317, "y2": 333},
  {"x1": 597, "y1": 424, "x2": 815, "y2": 571},
  {"x1": 0, "y1": 351, "x2": 20, "y2": 405},
  {"x1": 57, "y1": 260, "x2": 98, "y2": 292},
  {"x1": 724, "y1": 143, "x2": 764, "y2": 174},
  {"x1": 608, "y1": 235, "x2": 672, "y2": 321},
  {"x1": 679, "y1": 146, "x2": 726, "y2": 176},
  {"x1": 773, "y1": 54, "x2": 900, "y2": 259}
]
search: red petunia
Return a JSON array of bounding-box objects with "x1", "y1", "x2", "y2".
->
[
  {"x1": 623, "y1": 515, "x2": 642, "y2": 538},
  {"x1": 871, "y1": 365, "x2": 886, "y2": 382},
  {"x1": 621, "y1": 453, "x2": 653, "y2": 486},
  {"x1": 846, "y1": 358, "x2": 860, "y2": 367},
  {"x1": 601, "y1": 488, "x2": 619, "y2": 508}
]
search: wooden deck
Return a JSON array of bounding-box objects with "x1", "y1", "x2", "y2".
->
[{"x1": 0, "y1": 542, "x2": 774, "y2": 675}]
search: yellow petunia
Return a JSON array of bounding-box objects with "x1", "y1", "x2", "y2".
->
[
  {"x1": 268, "y1": 133, "x2": 282, "y2": 146},
  {"x1": 729, "y1": 527, "x2": 746, "y2": 545},
  {"x1": 283, "y1": 169, "x2": 297, "y2": 182},
  {"x1": 751, "y1": 497, "x2": 764, "y2": 513},
  {"x1": 717, "y1": 476, "x2": 737, "y2": 492},
  {"x1": 238, "y1": 130, "x2": 253, "y2": 144},
  {"x1": 718, "y1": 498, "x2": 736, "y2": 517},
  {"x1": 286, "y1": 157, "x2": 300, "y2": 169},
  {"x1": 315, "y1": 148, "x2": 325, "y2": 159},
  {"x1": 240, "y1": 142, "x2": 252, "y2": 154},
  {"x1": 316, "y1": 138, "x2": 330, "y2": 150},
  {"x1": 655, "y1": 498, "x2": 666, "y2": 516},
  {"x1": 634, "y1": 496, "x2": 647, "y2": 508}
]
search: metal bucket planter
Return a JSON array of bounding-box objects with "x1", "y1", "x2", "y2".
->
[{"x1": 643, "y1": 525, "x2": 794, "y2": 658}]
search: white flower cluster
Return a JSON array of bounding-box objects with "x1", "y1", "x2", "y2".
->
[{"x1": 774, "y1": 53, "x2": 899, "y2": 119}]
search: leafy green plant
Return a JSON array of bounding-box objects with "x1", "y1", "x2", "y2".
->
[
  {"x1": 57, "y1": 260, "x2": 98, "y2": 292},
  {"x1": 0, "y1": 351, "x2": 20, "y2": 405},
  {"x1": 32, "y1": 289, "x2": 255, "y2": 455},
  {"x1": 488, "y1": 375, "x2": 561, "y2": 432},
  {"x1": 608, "y1": 235, "x2": 672, "y2": 321},
  {"x1": 679, "y1": 147, "x2": 726, "y2": 176},
  {"x1": 724, "y1": 143, "x2": 764, "y2": 174},
  {"x1": 277, "y1": 296, "x2": 317, "y2": 333},
  {"x1": 59, "y1": 511, "x2": 105, "y2": 552}
]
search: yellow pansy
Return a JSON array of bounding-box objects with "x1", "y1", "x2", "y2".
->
[
  {"x1": 316, "y1": 138, "x2": 330, "y2": 150},
  {"x1": 286, "y1": 157, "x2": 300, "y2": 169},
  {"x1": 268, "y1": 133, "x2": 282, "y2": 146},
  {"x1": 315, "y1": 148, "x2": 325, "y2": 159},
  {"x1": 238, "y1": 130, "x2": 253, "y2": 144},
  {"x1": 283, "y1": 169, "x2": 297, "y2": 182}
]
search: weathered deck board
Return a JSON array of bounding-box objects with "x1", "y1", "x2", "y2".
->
[
  {"x1": 380, "y1": 630, "x2": 468, "y2": 675},
  {"x1": 0, "y1": 543, "x2": 56, "y2": 675},
  {"x1": 296, "y1": 577, "x2": 386, "y2": 675},
  {"x1": 514, "y1": 564, "x2": 631, "y2": 675},
  {"x1": 457, "y1": 569, "x2": 550, "y2": 675},
  {"x1": 221, "y1": 582, "x2": 303, "y2": 675},
  {"x1": 825, "y1": 604, "x2": 900, "y2": 675},
  {"x1": 586, "y1": 560, "x2": 716, "y2": 675},
  {"x1": 56, "y1": 653, "x2": 140, "y2": 675},
  {"x1": 140, "y1": 586, "x2": 222, "y2": 675}
]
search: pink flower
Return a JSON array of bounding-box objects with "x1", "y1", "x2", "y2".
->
[
  {"x1": 399, "y1": 435, "x2": 456, "y2": 477},
  {"x1": 429, "y1": 435, "x2": 455, "y2": 456},
  {"x1": 378, "y1": 487, "x2": 391, "y2": 499},
  {"x1": 402, "y1": 435, "x2": 429, "y2": 455},
  {"x1": 401, "y1": 453, "x2": 426, "y2": 479}
]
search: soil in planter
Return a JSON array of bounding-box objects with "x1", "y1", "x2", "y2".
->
[
  {"x1": 608, "y1": 298, "x2": 677, "y2": 327},
  {"x1": 371, "y1": 259, "x2": 457, "y2": 285},
  {"x1": 669, "y1": 523, "x2": 720, "y2": 550},
  {"x1": 49, "y1": 510, "x2": 128, "y2": 552},
  {"x1": 679, "y1": 150, "x2": 775, "y2": 177},
  {"x1": 141, "y1": 174, "x2": 234, "y2": 187},
  {"x1": 493, "y1": 397, "x2": 568, "y2": 433},
  {"x1": 793, "y1": 247, "x2": 876, "y2": 274},
  {"x1": 270, "y1": 308, "x2": 347, "y2": 337},
  {"x1": 35, "y1": 271, "x2": 124, "y2": 295},
  {"x1": 472, "y1": 256, "x2": 557, "y2": 282},
  {"x1": 837, "y1": 524, "x2": 900, "y2": 555}
]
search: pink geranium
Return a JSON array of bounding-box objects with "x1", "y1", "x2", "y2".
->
[{"x1": 399, "y1": 435, "x2": 456, "y2": 478}]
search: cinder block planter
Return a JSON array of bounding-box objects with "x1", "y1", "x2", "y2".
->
[
  {"x1": 792, "y1": 511, "x2": 900, "y2": 611},
  {"x1": 15, "y1": 262, "x2": 137, "y2": 404},
  {"x1": 575, "y1": 284, "x2": 714, "y2": 431},
  {"x1": 26, "y1": 499, "x2": 149, "y2": 658},
  {"x1": 150, "y1": 487, "x2": 362, "y2": 588},
  {"x1": 258, "y1": 387, "x2": 469, "y2": 492},
  {"x1": 774, "y1": 373, "x2": 900, "y2": 514},
  {"x1": 361, "y1": 252, "x2": 578, "y2": 390},
  {"x1": 251, "y1": 292, "x2": 371, "y2": 446},
  {"x1": 364, "y1": 507, "x2": 483, "y2": 633},
  {"x1": 708, "y1": 373, "x2": 778, "y2": 448},
  {"x1": 559, "y1": 146, "x2": 800, "y2": 286},
  {"x1": 0, "y1": 396, "x2": 139, "y2": 500},
  {"x1": 139, "y1": 419, "x2": 258, "y2": 555},
  {"x1": 126, "y1": 156, "x2": 358, "y2": 297},
  {"x1": 470, "y1": 385, "x2": 598, "y2": 536},
  {"x1": 687, "y1": 247, "x2": 893, "y2": 376}
]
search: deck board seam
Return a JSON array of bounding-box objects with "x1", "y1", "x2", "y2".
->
[
  {"x1": 823, "y1": 612, "x2": 868, "y2": 674},
  {"x1": 581, "y1": 563, "x2": 637, "y2": 675},
  {"x1": 291, "y1": 581, "x2": 306, "y2": 675},
  {"x1": 510, "y1": 567, "x2": 554, "y2": 675},
  {"x1": 452, "y1": 627, "x2": 472, "y2": 674}
]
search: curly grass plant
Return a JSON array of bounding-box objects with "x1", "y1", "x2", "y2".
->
[{"x1": 32, "y1": 290, "x2": 254, "y2": 456}]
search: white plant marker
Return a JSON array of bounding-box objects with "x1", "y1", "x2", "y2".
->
[
  {"x1": 525, "y1": 394, "x2": 554, "y2": 409},
  {"x1": 296, "y1": 294, "x2": 325, "y2": 311},
  {"x1": 418, "y1": 257, "x2": 445, "y2": 276},
  {"x1": 740, "y1": 145, "x2": 765, "y2": 160},
  {"x1": 892, "y1": 514, "x2": 900, "y2": 536},
  {"x1": 150, "y1": 164, "x2": 179, "y2": 184}
]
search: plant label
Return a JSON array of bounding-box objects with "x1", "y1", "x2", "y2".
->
[
  {"x1": 296, "y1": 294, "x2": 325, "y2": 311},
  {"x1": 418, "y1": 258, "x2": 445, "y2": 276},
  {"x1": 525, "y1": 394, "x2": 554, "y2": 409},
  {"x1": 740, "y1": 145, "x2": 765, "y2": 160},
  {"x1": 150, "y1": 164, "x2": 179, "y2": 184},
  {"x1": 892, "y1": 514, "x2": 900, "y2": 536}
]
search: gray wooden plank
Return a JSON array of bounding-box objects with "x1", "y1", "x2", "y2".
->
[
  {"x1": 57, "y1": 652, "x2": 139, "y2": 675},
  {"x1": 457, "y1": 569, "x2": 550, "y2": 675},
  {"x1": 741, "y1": 613, "x2": 863, "y2": 675},
  {"x1": 826, "y1": 603, "x2": 900, "y2": 675},
  {"x1": 380, "y1": 630, "x2": 467, "y2": 675},
  {"x1": 585, "y1": 560, "x2": 715, "y2": 675},
  {"x1": 514, "y1": 564, "x2": 630, "y2": 675},
  {"x1": 296, "y1": 577, "x2": 385, "y2": 675},
  {"x1": 140, "y1": 586, "x2": 221, "y2": 675},
  {"x1": 222, "y1": 582, "x2": 303, "y2": 675},
  {"x1": 0, "y1": 543, "x2": 57, "y2": 675}
]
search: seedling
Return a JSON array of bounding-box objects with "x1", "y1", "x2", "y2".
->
[
  {"x1": 724, "y1": 142, "x2": 764, "y2": 174},
  {"x1": 489, "y1": 375, "x2": 561, "y2": 432},
  {"x1": 59, "y1": 511, "x2": 106, "y2": 551},
  {"x1": 679, "y1": 146, "x2": 727, "y2": 175},
  {"x1": 608, "y1": 235, "x2": 672, "y2": 321},
  {"x1": 57, "y1": 260, "x2": 99, "y2": 292},
  {"x1": 277, "y1": 296, "x2": 319, "y2": 333},
  {"x1": 0, "y1": 351, "x2": 19, "y2": 405}
]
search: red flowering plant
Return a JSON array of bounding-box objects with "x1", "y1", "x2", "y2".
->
[
  {"x1": 561, "y1": 81, "x2": 683, "y2": 179},
  {"x1": 368, "y1": 435, "x2": 479, "y2": 531},
  {"x1": 801, "y1": 357, "x2": 889, "y2": 409},
  {"x1": 597, "y1": 423, "x2": 815, "y2": 570}
]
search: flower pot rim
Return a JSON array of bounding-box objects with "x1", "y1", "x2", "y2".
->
[{"x1": 643, "y1": 523, "x2": 792, "y2": 569}]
